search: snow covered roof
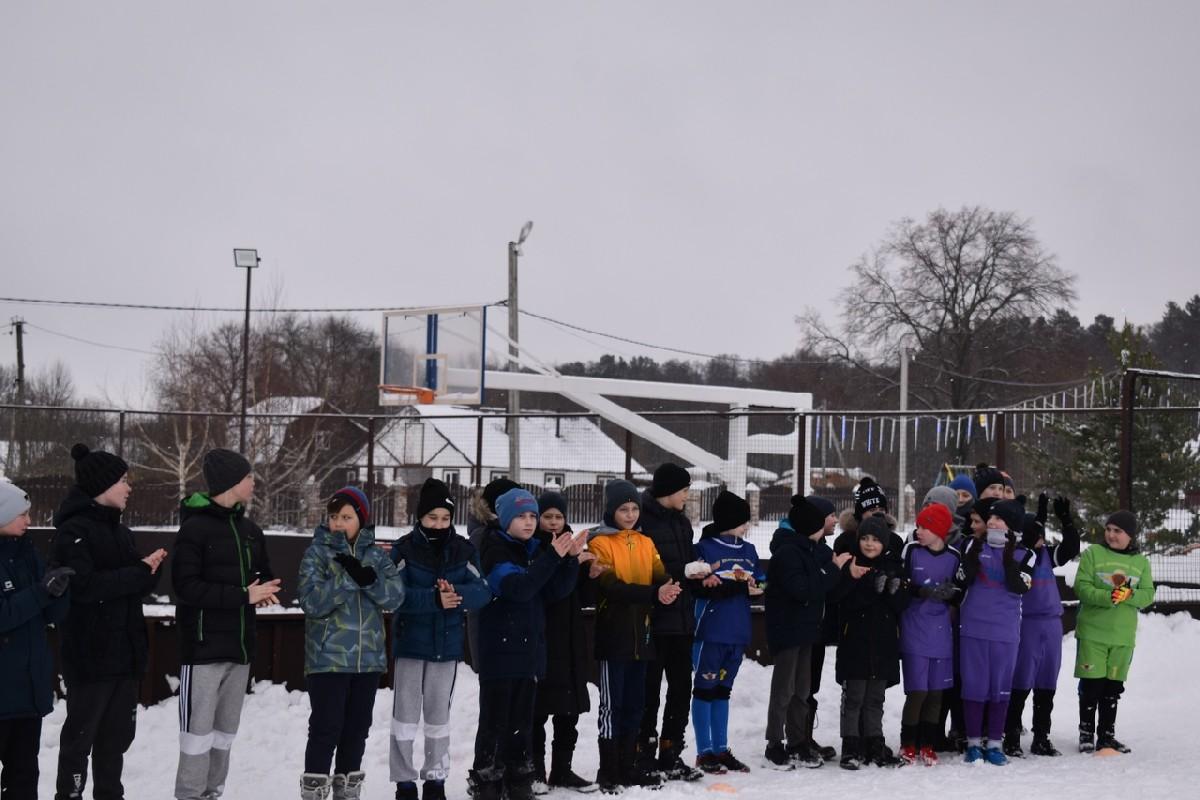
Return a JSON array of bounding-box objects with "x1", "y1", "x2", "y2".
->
[
  {"x1": 364, "y1": 406, "x2": 644, "y2": 473},
  {"x1": 246, "y1": 396, "x2": 325, "y2": 416}
]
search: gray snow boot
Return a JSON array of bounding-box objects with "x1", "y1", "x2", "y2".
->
[
  {"x1": 332, "y1": 771, "x2": 366, "y2": 800},
  {"x1": 301, "y1": 774, "x2": 332, "y2": 800}
]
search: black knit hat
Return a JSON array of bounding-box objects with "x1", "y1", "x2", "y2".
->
[
  {"x1": 482, "y1": 478, "x2": 520, "y2": 513},
  {"x1": 203, "y1": 448, "x2": 251, "y2": 497},
  {"x1": 71, "y1": 443, "x2": 127, "y2": 498},
  {"x1": 805, "y1": 495, "x2": 836, "y2": 519},
  {"x1": 1106, "y1": 510, "x2": 1139, "y2": 539},
  {"x1": 787, "y1": 494, "x2": 827, "y2": 537},
  {"x1": 853, "y1": 477, "x2": 888, "y2": 521},
  {"x1": 973, "y1": 463, "x2": 1006, "y2": 495},
  {"x1": 603, "y1": 480, "x2": 641, "y2": 528},
  {"x1": 651, "y1": 463, "x2": 691, "y2": 498},
  {"x1": 858, "y1": 514, "x2": 891, "y2": 543},
  {"x1": 538, "y1": 490, "x2": 568, "y2": 518},
  {"x1": 416, "y1": 478, "x2": 455, "y2": 519},
  {"x1": 989, "y1": 499, "x2": 1025, "y2": 533},
  {"x1": 711, "y1": 490, "x2": 751, "y2": 533}
]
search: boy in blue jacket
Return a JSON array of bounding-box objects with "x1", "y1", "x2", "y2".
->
[
  {"x1": 762, "y1": 496, "x2": 851, "y2": 770},
  {"x1": 390, "y1": 479, "x2": 492, "y2": 800},
  {"x1": 688, "y1": 491, "x2": 763, "y2": 775},
  {"x1": 470, "y1": 489, "x2": 586, "y2": 800},
  {"x1": 0, "y1": 480, "x2": 72, "y2": 798}
]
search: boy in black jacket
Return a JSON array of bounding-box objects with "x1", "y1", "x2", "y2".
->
[
  {"x1": 52, "y1": 444, "x2": 166, "y2": 800},
  {"x1": 763, "y1": 496, "x2": 850, "y2": 770},
  {"x1": 471, "y1": 488, "x2": 584, "y2": 800},
  {"x1": 172, "y1": 449, "x2": 279, "y2": 800},
  {"x1": 0, "y1": 480, "x2": 72, "y2": 799},
  {"x1": 636, "y1": 463, "x2": 702, "y2": 782}
]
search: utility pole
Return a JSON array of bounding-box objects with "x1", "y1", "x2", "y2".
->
[
  {"x1": 9, "y1": 318, "x2": 25, "y2": 474},
  {"x1": 233, "y1": 249, "x2": 261, "y2": 453},
  {"x1": 507, "y1": 222, "x2": 532, "y2": 484},
  {"x1": 897, "y1": 344, "x2": 910, "y2": 530}
]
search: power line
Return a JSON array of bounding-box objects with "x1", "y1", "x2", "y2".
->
[
  {"x1": 0, "y1": 296, "x2": 420, "y2": 314},
  {"x1": 909, "y1": 356, "x2": 1097, "y2": 388},
  {"x1": 23, "y1": 322, "x2": 160, "y2": 356}
]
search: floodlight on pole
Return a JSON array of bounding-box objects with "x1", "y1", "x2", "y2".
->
[{"x1": 233, "y1": 248, "x2": 260, "y2": 453}]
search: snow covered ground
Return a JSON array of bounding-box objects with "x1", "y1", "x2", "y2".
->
[{"x1": 34, "y1": 612, "x2": 1200, "y2": 797}]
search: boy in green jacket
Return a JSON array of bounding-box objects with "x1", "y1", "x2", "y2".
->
[{"x1": 1073, "y1": 510, "x2": 1154, "y2": 755}]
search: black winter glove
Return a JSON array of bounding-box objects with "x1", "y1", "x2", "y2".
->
[
  {"x1": 334, "y1": 553, "x2": 377, "y2": 588},
  {"x1": 42, "y1": 566, "x2": 75, "y2": 598},
  {"x1": 1053, "y1": 495, "x2": 1072, "y2": 526},
  {"x1": 887, "y1": 576, "x2": 903, "y2": 595},
  {"x1": 930, "y1": 580, "x2": 960, "y2": 602},
  {"x1": 872, "y1": 572, "x2": 888, "y2": 594},
  {"x1": 1036, "y1": 492, "x2": 1049, "y2": 525},
  {"x1": 1003, "y1": 531, "x2": 1017, "y2": 563}
]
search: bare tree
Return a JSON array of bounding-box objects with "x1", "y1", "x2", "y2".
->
[{"x1": 801, "y1": 206, "x2": 1077, "y2": 409}]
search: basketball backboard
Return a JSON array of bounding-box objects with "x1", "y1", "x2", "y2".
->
[{"x1": 380, "y1": 305, "x2": 488, "y2": 406}]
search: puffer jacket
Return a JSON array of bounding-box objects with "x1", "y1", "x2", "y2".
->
[
  {"x1": 52, "y1": 486, "x2": 159, "y2": 682},
  {"x1": 298, "y1": 524, "x2": 406, "y2": 674},
  {"x1": 764, "y1": 519, "x2": 841, "y2": 655},
  {"x1": 0, "y1": 535, "x2": 69, "y2": 719},
  {"x1": 588, "y1": 525, "x2": 669, "y2": 662},
  {"x1": 828, "y1": 548, "x2": 909, "y2": 686},
  {"x1": 172, "y1": 493, "x2": 275, "y2": 665},
  {"x1": 638, "y1": 490, "x2": 696, "y2": 636},
  {"x1": 390, "y1": 525, "x2": 492, "y2": 663}
]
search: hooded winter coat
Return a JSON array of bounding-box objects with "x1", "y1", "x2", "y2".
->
[
  {"x1": 534, "y1": 526, "x2": 593, "y2": 716},
  {"x1": 0, "y1": 535, "x2": 69, "y2": 719},
  {"x1": 637, "y1": 490, "x2": 696, "y2": 637},
  {"x1": 390, "y1": 524, "x2": 492, "y2": 663},
  {"x1": 298, "y1": 524, "x2": 406, "y2": 674},
  {"x1": 763, "y1": 520, "x2": 841, "y2": 655},
  {"x1": 828, "y1": 546, "x2": 909, "y2": 686},
  {"x1": 172, "y1": 493, "x2": 275, "y2": 665},
  {"x1": 51, "y1": 486, "x2": 159, "y2": 682},
  {"x1": 587, "y1": 525, "x2": 669, "y2": 662}
]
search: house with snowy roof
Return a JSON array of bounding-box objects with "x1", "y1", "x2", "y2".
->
[{"x1": 344, "y1": 405, "x2": 643, "y2": 489}]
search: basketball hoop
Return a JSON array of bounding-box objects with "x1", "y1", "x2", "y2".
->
[{"x1": 379, "y1": 385, "x2": 437, "y2": 405}]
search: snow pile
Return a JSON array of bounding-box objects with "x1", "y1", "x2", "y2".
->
[{"x1": 34, "y1": 613, "x2": 1200, "y2": 796}]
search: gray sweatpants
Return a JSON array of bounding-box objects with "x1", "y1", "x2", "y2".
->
[
  {"x1": 390, "y1": 658, "x2": 458, "y2": 783},
  {"x1": 175, "y1": 662, "x2": 251, "y2": 800},
  {"x1": 765, "y1": 645, "x2": 813, "y2": 745},
  {"x1": 840, "y1": 679, "x2": 887, "y2": 738}
]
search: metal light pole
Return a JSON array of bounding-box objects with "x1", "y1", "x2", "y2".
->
[
  {"x1": 507, "y1": 222, "x2": 532, "y2": 483},
  {"x1": 233, "y1": 248, "x2": 260, "y2": 452},
  {"x1": 897, "y1": 343, "x2": 910, "y2": 529}
]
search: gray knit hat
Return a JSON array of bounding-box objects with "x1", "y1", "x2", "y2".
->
[{"x1": 0, "y1": 481, "x2": 31, "y2": 527}]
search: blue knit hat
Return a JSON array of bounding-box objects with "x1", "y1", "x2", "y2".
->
[
  {"x1": 330, "y1": 486, "x2": 371, "y2": 527},
  {"x1": 496, "y1": 488, "x2": 539, "y2": 532},
  {"x1": 949, "y1": 474, "x2": 978, "y2": 502}
]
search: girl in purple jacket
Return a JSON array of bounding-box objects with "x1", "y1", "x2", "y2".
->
[
  {"x1": 898, "y1": 504, "x2": 961, "y2": 766},
  {"x1": 955, "y1": 499, "x2": 1035, "y2": 766},
  {"x1": 1002, "y1": 494, "x2": 1079, "y2": 758}
]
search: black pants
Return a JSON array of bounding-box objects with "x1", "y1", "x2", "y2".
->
[
  {"x1": 601, "y1": 661, "x2": 648, "y2": 741},
  {"x1": 807, "y1": 643, "x2": 826, "y2": 740},
  {"x1": 0, "y1": 716, "x2": 42, "y2": 800},
  {"x1": 639, "y1": 635, "x2": 692, "y2": 747},
  {"x1": 55, "y1": 677, "x2": 138, "y2": 800},
  {"x1": 304, "y1": 672, "x2": 380, "y2": 774},
  {"x1": 532, "y1": 713, "x2": 579, "y2": 774},
  {"x1": 474, "y1": 678, "x2": 537, "y2": 779}
]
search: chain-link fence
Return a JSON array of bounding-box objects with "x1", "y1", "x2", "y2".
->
[{"x1": 2, "y1": 398, "x2": 1198, "y2": 587}]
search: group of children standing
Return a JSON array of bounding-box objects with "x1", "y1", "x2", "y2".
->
[{"x1": 0, "y1": 448, "x2": 1157, "y2": 800}]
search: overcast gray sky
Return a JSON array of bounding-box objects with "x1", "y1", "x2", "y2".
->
[{"x1": 3, "y1": 1, "x2": 1198, "y2": 403}]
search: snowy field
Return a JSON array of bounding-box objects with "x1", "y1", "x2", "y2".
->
[{"x1": 34, "y1": 612, "x2": 1200, "y2": 797}]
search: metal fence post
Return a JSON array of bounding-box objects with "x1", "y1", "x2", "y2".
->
[
  {"x1": 795, "y1": 412, "x2": 807, "y2": 496},
  {"x1": 624, "y1": 428, "x2": 633, "y2": 481},
  {"x1": 475, "y1": 415, "x2": 484, "y2": 486},
  {"x1": 994, "y1": 410, "x2": 1006, "y2": 471},
  {"x1": 117, "y1": 411, "x2": 126, "y2": 458},
  {"x1": 1119, "y1": 372, "x2": 1136, "y2": 510},
  {"x1": 366, "y1": 417, "x2": 376, "y2": 491}
]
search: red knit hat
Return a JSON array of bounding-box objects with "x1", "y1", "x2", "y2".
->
[{"x1": 916, "y1": 503, "x2": 953, "y2": 540}]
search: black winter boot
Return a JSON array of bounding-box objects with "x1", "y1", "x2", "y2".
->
[
  {"x1": 866, "y1": 737, "x2": 901, "y2": 768},
  {"x1": 596, "y1": 739, "x2": 622, "y2": 794},
  {"x1": 657, "y1": 739, "x2": 703, "y2": 782},
  {"x1": 839, "y1": 737, "x2": 863, "y2": 771},
  {"x1": 468, "y1": 770, "x2": 504, "y2": 800},
  {"x1": 1078, "y1": 694, "x2": 1098, "y2": 754},
  {"x1": 1004, "y1": 688, "x2": 1030, "y2": 757},
  {"x1": 620, "y1": 737, "x2": 662, "y2": 788},
  {"x1": 1097, "y1": 695, "x2": 1131, "y2": 753},
  {"x1": 550, "y1": 741, "x2": 598, "y2": 793},
  {"x1": 505, "y1": 768, "x2": 536, "y2": 800}
]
